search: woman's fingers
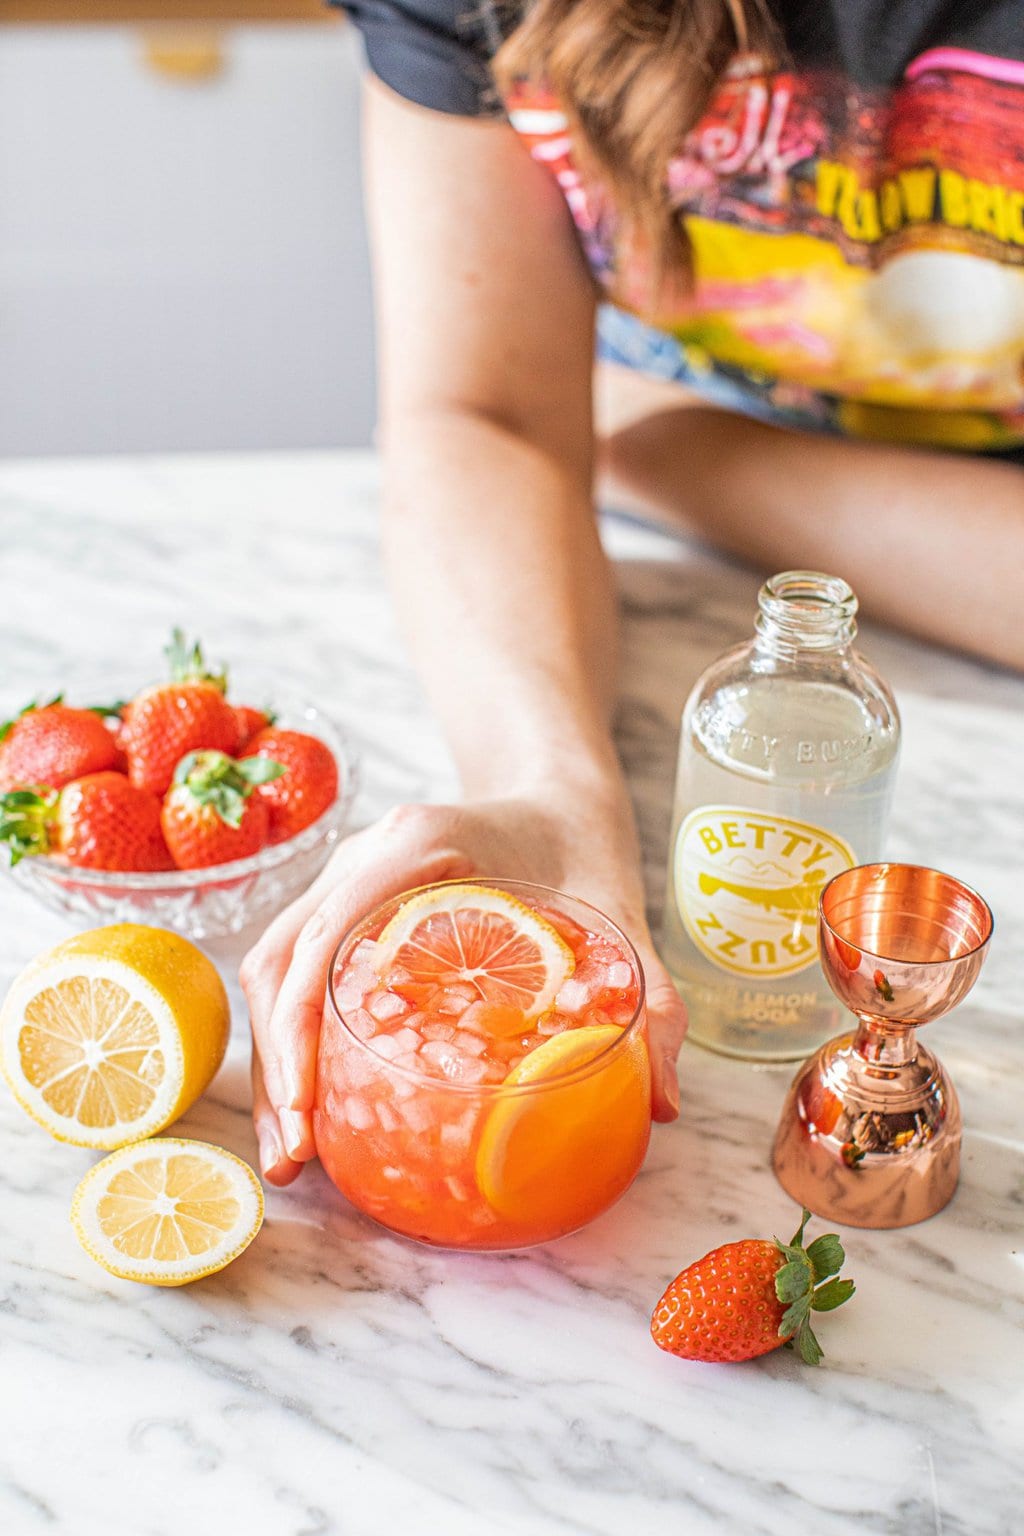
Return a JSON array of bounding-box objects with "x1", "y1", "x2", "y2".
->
[
  {"x1": 261, "y1": 821, "x2": 474, "y2": 1161},
  {"x1": 240, "y1": 839, "x2": 375, "y2": 1164},
  {"x1": 584, "y1": 895, "x2": 686, "y2": 1124},
  {"x1": 251, "y1": 1043, "x2": 304, "y2": 1185},
  {"x1": 241, "y1": 807, "x2": 468, "y2": 1180},
  {"x1": 239, "y1": 878, "x2": 328, "y2": 1132},
  {"x1": 636, "y1": 943, "x2": 687, "y2": 1122},
  {"x1": 240, "y1": 827, "x2": 401, "y2": 1101}
]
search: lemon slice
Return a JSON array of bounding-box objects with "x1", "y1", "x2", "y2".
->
[
  {"x1": 476, "y1": 1023, "x2": 651, "y2": 1226},
  {"x1": 0, "y1": 924, "x2": 229, "y2": 1149},
  {"x1": 72, "y1": 1138, "x2": 263, "y2": 1286},
  {"x1": 375, "y1": 883, "x2": 574, "y2": 1021}
]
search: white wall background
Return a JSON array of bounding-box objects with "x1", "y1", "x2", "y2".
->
[{"x1": 0, "y1": 24, "x2": 376, "y2": 455}]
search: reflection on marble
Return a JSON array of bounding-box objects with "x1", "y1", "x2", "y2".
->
[{"x1": 1, "y1": 453, "x2": 1022, "y2": 1536}]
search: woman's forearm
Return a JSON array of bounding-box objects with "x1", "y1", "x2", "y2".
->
[
  {"x1": 382, "y1": 407, "x2": 624, "y2": 803},
  {"x1": 601, "y1": 402, "x2": 1024, "y2": 671},
  {"x1": 366, "y1": 82, "x2": 628, "y2": 803}
]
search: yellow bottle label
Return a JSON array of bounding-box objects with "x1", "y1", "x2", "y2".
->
[{"x1": 674, "y1": 805, "x2": 856, "y2": 979}]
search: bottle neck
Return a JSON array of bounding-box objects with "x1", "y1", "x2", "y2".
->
[{"x1": 754, "y1": 571, "x2": 858, "y2": 658}]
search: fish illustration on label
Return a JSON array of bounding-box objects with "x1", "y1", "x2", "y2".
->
[{"x1": 674, "y1": 806, "x2": 856, "y2": 979}]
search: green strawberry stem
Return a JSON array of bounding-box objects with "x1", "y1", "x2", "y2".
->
[
  {"x1": 0, "y1": 694, "x2": 65, "y2": 744},
  {"x1": 773, "y1": 1208, "x2": 855, "y2": 1366},
  {"x1": 86, "y1": 700, "x2": 129, "y2": 720},
  {"x1": 175, "y1": 750, "x2": 284, "y2": 829},
  {"x1": 0, "y1": 788, "x2": 58, "y2": 864},
  {"x1": 164, "y1": 628, "x2": 228, "y2": 693}
]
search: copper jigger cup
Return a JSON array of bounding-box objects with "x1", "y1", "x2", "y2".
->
[{"x1": 772, "y1": 863, "x2": 993, "y2": 1229}]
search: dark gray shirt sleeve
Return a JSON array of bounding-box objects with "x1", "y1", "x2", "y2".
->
[{"x1": 329, "y1": 0, "x2": 509, "y2": 116}]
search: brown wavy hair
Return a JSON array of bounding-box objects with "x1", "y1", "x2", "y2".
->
[{"x1": 494, "y1": 0, "x2": 780, "y2": 306}]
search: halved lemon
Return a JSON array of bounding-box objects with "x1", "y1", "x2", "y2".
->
[
  {"x1": 72, "y1": 1138, "x2": 263, "y2": 1286},
  {"x1": 375, "y1": 883, "x2": 574, "y2": 1021},
  {"x1": 0, "y1": 924, "x2": 229, "y2": 1149},
  {"x1": 476, "y1": 1023, "x2": 651, "y2": 1227}
]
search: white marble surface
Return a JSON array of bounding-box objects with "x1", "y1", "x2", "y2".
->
[{"x1": 0, "y1": 451, "x2": 1022, "y2": 1536}]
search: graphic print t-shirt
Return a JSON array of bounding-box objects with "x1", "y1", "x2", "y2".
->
[{"x1": 334, "y1": 0, "x2": 1024, "y2": 452}]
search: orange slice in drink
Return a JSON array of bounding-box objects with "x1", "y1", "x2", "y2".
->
[
  {"x1": 475, "y1": 1024, "x2": 651, "y2": 1229},
  {"x1": 375, "y1": 883, "x2": 574, "y2": 1022}
]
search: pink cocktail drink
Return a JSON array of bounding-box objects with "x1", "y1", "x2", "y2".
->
[{"x1": 314, "y1": 880, "x2": 651, "y2": 1249}]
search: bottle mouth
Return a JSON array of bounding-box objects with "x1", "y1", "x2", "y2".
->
[{"x1": 755, "y1": 570, "x2": 858, "y2": 650}]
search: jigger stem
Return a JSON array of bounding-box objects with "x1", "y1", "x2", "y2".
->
[{"x1": 853, "y1": 1018, "x2": 917, "y2": 1070}]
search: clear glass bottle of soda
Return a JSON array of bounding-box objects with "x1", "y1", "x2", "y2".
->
[{"x1": 661, "y1": 571, "x2": 900, "y2": 1062}]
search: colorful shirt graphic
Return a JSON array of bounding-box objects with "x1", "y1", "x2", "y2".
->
[{"x1": 336, "y1": 0, "x2": 1024, "y2": 451}]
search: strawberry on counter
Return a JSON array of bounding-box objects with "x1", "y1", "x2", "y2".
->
[{"x1": 651, "y1": 1208, "x2": 855, "y2": 1366}]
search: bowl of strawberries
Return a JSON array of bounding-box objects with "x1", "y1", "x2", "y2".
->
[{"x1": 0, "y1": 631, "x2": 358, "y2": 940}]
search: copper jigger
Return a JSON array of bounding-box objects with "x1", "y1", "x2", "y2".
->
[{"x1": 772, "y1": 863, "x2": 993, "y2": 1229}]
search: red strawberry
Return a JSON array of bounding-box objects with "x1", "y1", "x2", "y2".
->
[
  {"x1": 233, "y1": 704, "x2": 276, "y2": 752},
  {"x1": 0, "y1": 773, "x2": 172, "y2": 871},
  {"x1": 241, "y1": 727, "x2": 338, "y2": 843},
  {"x1": 106, "y1": 711, "x2": 130, "y2": 774},
  {"x1": 123, "y1": 630, "x2": 239, "y2": 796},
  {"x1": 802, "y1": 1074, "x2": 844, "y2": 1137},
  {"x1": 833, "y1": 936, "x2": 863, "y2": 973},
  {"x1": 161, "y1": 750, "x2": 284, "y2": 870},
  {"x1": 0, "y1": 698, "x2": 121, "y2": 792},
  {"x1": 651, "y1": 1209, "x2": 855, "y2": 1366}
]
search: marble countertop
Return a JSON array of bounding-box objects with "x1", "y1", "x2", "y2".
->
[{"x1": 1, "y1": 452, "x2": 1021, "y2": 1536}]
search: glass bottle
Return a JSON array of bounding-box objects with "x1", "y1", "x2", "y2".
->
[{"x1": 660, "y1": 571, "x2": 900, "y2": 1062}]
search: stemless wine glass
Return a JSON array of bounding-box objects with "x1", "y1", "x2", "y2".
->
[
  {"x1": 314, "y1": 879, "x2": 651, "y2": 1250},
  {"x1": 773, "y1": 863, "x2": 993, "y2": 1228}
]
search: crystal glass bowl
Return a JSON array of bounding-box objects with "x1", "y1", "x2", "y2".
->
[{"x1": 2, "y1": 681, "x2": 358, "y2": 941}]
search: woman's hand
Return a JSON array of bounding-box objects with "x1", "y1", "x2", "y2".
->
[{"x1": 241, "y1": 783, "x2": 687, "y2": 1185}]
